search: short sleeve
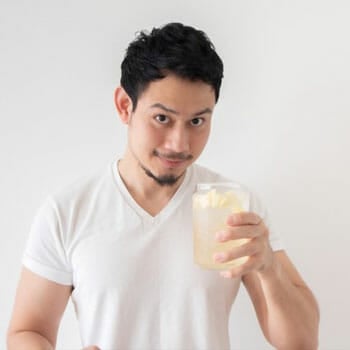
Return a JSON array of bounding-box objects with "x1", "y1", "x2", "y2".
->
[
  {"x1": 249, "y1": 190, "x2": 284, "y2": 252},
  {"x1": 22, "y1": 197, "x2": 73, "y2": 285}
]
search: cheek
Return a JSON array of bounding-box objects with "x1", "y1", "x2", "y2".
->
[
  {"x1": 131, "y1": 123, "x2": 163, "y2": 148},
  {"x1": 146, "y1": 124, "x2": 164, "y2": 144},
  {"x1": 191, "y1": 130, "x2": 210, "y2": 151}
]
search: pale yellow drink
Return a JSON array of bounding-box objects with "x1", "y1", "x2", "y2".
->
[{"x1": 193, "y1": 183, "x2": 250, "y2": 270}]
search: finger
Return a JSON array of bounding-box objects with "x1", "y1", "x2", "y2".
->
[
  {"x1": 216, "y1": 225, "x2": 265, "y2": 241},
  {"x1": 220, "y1": 254, "x2": 259, "y2": 278},
  {"x1": 213, "y1": 238, "x2": 260, "y2": 263},
  {"x1": 227, "y1": 212, "x2": 262, "y2": 226}
]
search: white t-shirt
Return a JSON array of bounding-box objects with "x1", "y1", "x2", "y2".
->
[{"x1": 23, "y1": 160, "x2": 283, "y2": 350}]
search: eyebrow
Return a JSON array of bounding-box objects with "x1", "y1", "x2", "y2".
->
[{"x1": 150, "y1": 103, "x2": 212, "y2": 117}]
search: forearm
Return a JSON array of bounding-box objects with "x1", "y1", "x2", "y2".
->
[
  {"x1": 7, "y1": 331, "x2": 54, "y2": 350},
  {"x1": 257, "y1": 258, "x2": 319, "y2": 350}
]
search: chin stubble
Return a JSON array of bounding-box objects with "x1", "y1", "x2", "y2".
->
[
  {"x1": 140, "y1": 163, "x2": 185, "y2": 186},
  {"x1": 139, "y1": 150, "x2": 193, "y2": 186}
]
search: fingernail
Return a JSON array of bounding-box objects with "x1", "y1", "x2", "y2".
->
[
  {"x1": 215, "y1": 232, "x2": 225, "y2": 241},
  {"x1": 228, "y1": 214, "x2": 237, "y2": 224},
  {"x1": 214, "y1": 253, "x2": 226, "y2": 262}
]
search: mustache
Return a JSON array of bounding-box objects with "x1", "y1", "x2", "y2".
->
[{"x1": 153, "y1": 150, "x2": 193, "y2": 161}]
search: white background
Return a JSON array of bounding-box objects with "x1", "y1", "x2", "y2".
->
[{"x1": 1, "y1": 0, "x2": 349, "y2": 349}]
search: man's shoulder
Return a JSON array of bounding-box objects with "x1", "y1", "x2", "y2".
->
[
  {"x1": 191, "y1": 163, "x2": 251, "y2": 194},
  {"x1": 192, "y1": 163, "x2": 231, "y2": 183},
  {"x1": 48, "y1": 161, "x2": 114, "y2": 207}
]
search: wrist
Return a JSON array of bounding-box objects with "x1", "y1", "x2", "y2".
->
[{"x1": 257, "y1": 249, "x2": 281, "y2": 280}]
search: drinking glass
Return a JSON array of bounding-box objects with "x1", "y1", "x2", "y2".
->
[{"x1": 193, "y1": 182, "x2": 250, "y2": 269}]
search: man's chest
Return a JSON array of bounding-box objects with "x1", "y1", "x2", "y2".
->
[{"x1": 69, "y1": 212, "x2": 237, "y2": 299}]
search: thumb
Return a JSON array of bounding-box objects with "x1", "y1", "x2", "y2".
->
[{"x1": 82, "y1": 346, "x2": 100, "y2": 350}]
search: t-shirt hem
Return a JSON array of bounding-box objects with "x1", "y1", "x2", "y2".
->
[{"x1": 22, "y1": 254, "x2": 73, "y2": 286}]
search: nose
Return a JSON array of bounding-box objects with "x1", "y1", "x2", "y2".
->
[{"x1": 164, "y1": 125, "x2": 190, "y2": 154}]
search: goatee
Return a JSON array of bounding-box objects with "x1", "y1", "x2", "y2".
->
[{"x1": 140, "y1": 164, "x2": 185, "y2": 186}]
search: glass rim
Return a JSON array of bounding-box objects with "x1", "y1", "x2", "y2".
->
[{"x1": 196, "y1": 182, "x2": 246, "y2": 191}]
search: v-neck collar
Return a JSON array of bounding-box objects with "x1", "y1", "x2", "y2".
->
[{"x1": 111, "y1": 159, "x2": 193, "y2": 224}]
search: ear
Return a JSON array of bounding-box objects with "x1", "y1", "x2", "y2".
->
[{"x1": 114, "y1": 86, "x2": 133, "y2": 124}]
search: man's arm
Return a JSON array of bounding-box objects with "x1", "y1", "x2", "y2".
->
[
  {"x1": 7, "y1": 267, "x2": 72, "y2": 350},
  {"x1": 214, "y1": 212, "x2": 319, "y2": 349},
  {"x1": 242, "y1": 250, "x2": 319, "y2": 350}
]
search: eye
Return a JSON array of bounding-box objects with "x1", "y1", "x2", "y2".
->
[
  {"x1": 155, "y1": 114, "x2": 169, "y2": 124},
  {"x1": 190, "y1": 118, "x2": 204, "y2": 126}
]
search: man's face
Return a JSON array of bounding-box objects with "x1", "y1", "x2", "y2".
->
[{"x1": 124, "y1": 74, "x2": 216, "y2": 186}]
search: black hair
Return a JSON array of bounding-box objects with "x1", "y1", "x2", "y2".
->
[{"x1": 120, "y1": 22, "x2": 224, "y2": 110}]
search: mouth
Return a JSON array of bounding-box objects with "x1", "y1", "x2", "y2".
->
[
  {"x1": 158, "y1": 156, "x2": 187, "y2": 169},
  {"x1": 154, "y1": 150, "x2": 193, "y2": 169}
]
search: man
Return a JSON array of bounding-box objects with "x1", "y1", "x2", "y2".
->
[{"x1": 7, "y1": 23, "x2": 319, "y2": 349}]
